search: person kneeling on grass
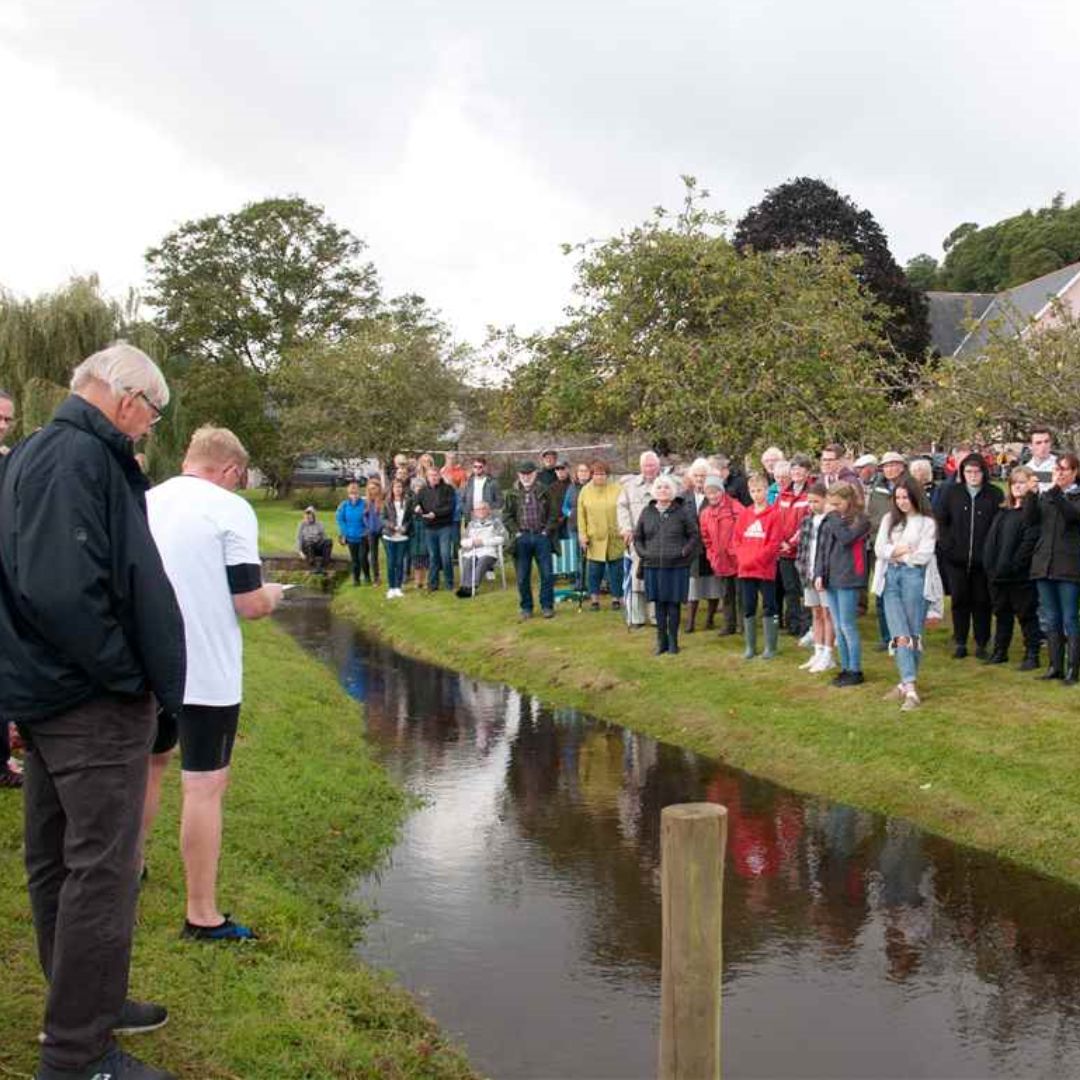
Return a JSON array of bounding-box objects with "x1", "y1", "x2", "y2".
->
[
  {"x1": 795, "y1": 483, "x2": 837, "y2": 674},
  {"x1": 633, "y1": 474, "x2": 700, "y2": 655},
  {"x1": 733, "y1": 472, "x2": 784, "y2": 660},
  {"x1": 296, "y1": 506, "x2": 333, "y2": 572},
  {"x1": 873, "y1": 477, "x2": 939, "y2": 711},
  {"x1": 456, "y1": 502, "x2": 507, "y2": 597},
  {"x1": 814, "y1": 483, "x2": 870, "y2": 687}
]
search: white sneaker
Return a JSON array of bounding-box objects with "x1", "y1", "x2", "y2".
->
[
  {"x1": 798, "y1": 653, "x2": 818, "y2": 670},
  {"x1": 900, "y1": 690, "x2": 921, "y2": 711},
  {"x1": 815, "y1": 652, "x2": 837, "y2": 672},
  {"x1": 799, "y1": 630, "x2": 815, "y2": 649}
]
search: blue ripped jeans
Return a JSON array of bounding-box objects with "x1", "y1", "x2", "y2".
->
[{"x1": 882, "y1": 563, "x2": 927, "y2": 685}]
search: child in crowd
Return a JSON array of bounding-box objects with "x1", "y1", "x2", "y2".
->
[
  {"x1": 873, "y1": 477, "x2": 939, "y2": 710},
  {"x1": 733, "y1": 473, "x2": 784, "y2": 659},
  {"x1": 794, "y1": 483, "x2": 836, "y2": 673},
  {"x1": 814, "y1": 482, "x2": 870, "y2": 687}
]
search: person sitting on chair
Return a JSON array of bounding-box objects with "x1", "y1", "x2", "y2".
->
[
  {"x1": 456, "y1": 502, "x2": 507, "y2": 597},
  {"x1": 297, "y1": 506, "x2": 333, "y2": 572}
]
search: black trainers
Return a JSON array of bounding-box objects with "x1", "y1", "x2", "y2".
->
[
  {"x1": 36, "y1": 1046, "x2": 176, "y2": 1079},
  {"x1": 114, "y1": 1001, "x2": 168, "y2": 1035},
  {"x1": 39, "y1": 1001, "x2": 167, "y2": 1045},
  {"x1": 180, "y1": 914, "x2": 257, "y2": 942}
]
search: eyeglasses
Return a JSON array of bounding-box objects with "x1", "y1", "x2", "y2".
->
[{"x1": 125, "y1": 387, "x2": 163, "y2": 426}]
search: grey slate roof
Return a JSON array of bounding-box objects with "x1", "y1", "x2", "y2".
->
[
  {"x1": 948, "y1": 261, "x2": 1080, "y2": 359},
  {"x1": 926, "y1": 291, "x2": 995, "y2": 357}
]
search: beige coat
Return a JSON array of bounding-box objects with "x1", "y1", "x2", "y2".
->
[
  {"x1": 617, "y1": 474, "x2": 654, "y2": 593},
  {"x1": 577, "y1": 480, "x2": 624, "y2": 562}
]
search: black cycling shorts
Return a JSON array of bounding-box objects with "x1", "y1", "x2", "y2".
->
[{"x1": 152, "y1": 704, "x2": 241, "y2": 772}]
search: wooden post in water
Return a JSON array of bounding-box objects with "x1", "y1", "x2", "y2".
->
[{"x1": 659, "y1": 802, "x2": 727, "y2": 1080}]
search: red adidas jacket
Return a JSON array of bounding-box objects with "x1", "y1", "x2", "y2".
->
[{"x1": 733, "y1": 502, "x2": 783, "y2": 580}]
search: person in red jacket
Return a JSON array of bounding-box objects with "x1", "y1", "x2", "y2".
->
[
  {"x1": 700, "y1": 474, "x2": 739, "y2": 635},
  {"x1": 734, "y1": 473, "x2": 785, "y2": 660}
]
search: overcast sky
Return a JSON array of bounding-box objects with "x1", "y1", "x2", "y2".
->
[{"x1": 1, "y1": 0, "x2": 1077, "y2": 346}]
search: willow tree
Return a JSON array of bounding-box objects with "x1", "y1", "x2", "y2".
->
[{"x1": 0, "y1": 276, "x2": 162, "y2": 439}]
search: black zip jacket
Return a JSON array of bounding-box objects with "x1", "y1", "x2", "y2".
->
[
  {"x1": 813, "y1": 512, "x2": 870, "y2": 589},
  {"x1": 633, "y1": 498, "x2": 700, "y2": 569},
  {"x1": 1024, "y1": 487, "x2": 1080, "y2": 582},
  {"x1": 415, "y1": 479, "x2": 456, "y2": 529},
  {"x1": 934, "y1": 454, "x2": 1000, "y2": 571},
  {"x1": 982, "y1": 507, "x2": 1039, "y2": 584},
  {"x1": 0, "y1": 396, "x2": 186, "y2": 723}
]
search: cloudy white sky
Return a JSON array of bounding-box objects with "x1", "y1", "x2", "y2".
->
[{"x1": 1, "y1": 0, "x2": 1077, "y2": 345}]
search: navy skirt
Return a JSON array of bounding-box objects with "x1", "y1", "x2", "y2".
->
[{"x1": 643, "y1": 565, "x2": 691, "y2": 604}]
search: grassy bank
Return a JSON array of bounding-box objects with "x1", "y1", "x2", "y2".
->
[
  {"x1": 0, "y1": 620, "x2": 475, "y2": 1080},
  {"x1": 333, "y1": 581, "x2": 1080, "y2": 889}
]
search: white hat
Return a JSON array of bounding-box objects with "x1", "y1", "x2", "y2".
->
[
  {"x1": 880, "y1": 451, "x2": 907, "y2": 466},
  {"x1": 853, "y1": 453, "x2": 878, "y2": 469}
]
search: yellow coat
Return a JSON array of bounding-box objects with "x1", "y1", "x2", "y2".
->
[{"x1": 577, "y1": 480, "x2": 624, "y2": 562}]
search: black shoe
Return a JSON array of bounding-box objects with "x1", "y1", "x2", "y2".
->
[
  {"x1": 845, "y1": 670, "x2": 866, "y2": 686},
  {"x1": 1041, "y1": 632, "x2": 1065, "y2": 679},
  {"x1": 952, "y1": 644, "x2": 968, "y2": 659},
  {"x1": 181, "y1": 915, "x2": 257, "y2": 942},
  {"x1": 1019, "y1": 648, "x2": 1040, "y2": 672},
  {"x1": 653, "y1": 642, "x2": 669, "y2": 656},
  {"x1": 831, "y1": 670, "x2": 850, "y2": 686},
  {"x1": 974, "y1": 644, "x2": 990, "y2": 661},
  {"x1": 36, "y1": 1046, "x2": 177, "y2": 1080},
  {"x1": 114, "y1": 1000, "x2": 169, "y2": 1035},
  {"x1": 455, "y1": 588, "x2": 471, "y2": 598},
  {"x1": 984, "y1": 649, "x2": 1008, "y2": 665}
]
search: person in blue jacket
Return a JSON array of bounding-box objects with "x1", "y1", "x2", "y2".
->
[{"x1": 336, "y1": 480, "x2": 367, "y2": 586}]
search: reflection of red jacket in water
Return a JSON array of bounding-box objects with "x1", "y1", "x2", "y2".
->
[{"x1": 705, "y1": 776, "x2": 783, "y2": 879}]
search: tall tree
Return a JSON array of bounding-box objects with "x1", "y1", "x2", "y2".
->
[
  {"x1": 497, "y1": 179, "x2": 905, "y2": 461},
  {"x1": 145, "y1": 197, "x2": 380, "y2": 375},
  {"x1": 734, "y1": 177, "x2": 931, "y2": 369},
  {"x1": 904, "y1": 253, "x2": 940, "y2": 291},
  {"x1": 273, "y1": 303, "x2": 465, "y2": 470},
  {"x1": 936, "y1": 195, "x2": 1080, "y2": 292}
]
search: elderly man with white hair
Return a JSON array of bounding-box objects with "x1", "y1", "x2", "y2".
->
[
  {"x1": 617, "y1": 450, "x2": 662, "y2": 626},
  {"x1": 683, "y1": 457, "x2": 723, "y2": 633},
  {"x1": 0, "y1": 342, "x2": 185, "y2": 1080}
]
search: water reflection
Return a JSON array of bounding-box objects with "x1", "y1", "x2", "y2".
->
[{"x1": 277, "y1": 597, "x2": 1080, "y2": 1079}]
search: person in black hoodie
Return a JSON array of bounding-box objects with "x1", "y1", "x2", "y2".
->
[
  {"x1": 934, "y1": 452, "x2": 1000, "y2": 659},
  {"x1": 633, "y1": 475, "x2": 700, "y2": 655},
  {"x1": 416, "y1": 465, "x2": 457, "y2": 591},
  {"x1": 982, "y1": 466, "x2": 1040, "y2": 669},
  {"x1": 1023, "y1": 451, "x2": 1080, "y2": 682}
]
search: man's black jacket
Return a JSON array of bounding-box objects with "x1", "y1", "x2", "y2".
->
[
  {"x1": 416, "y1": 480, "x2": 456, "y2": 529},
  {"x1": 0, "y1": 395, "x2": 186, "y2": 723}
]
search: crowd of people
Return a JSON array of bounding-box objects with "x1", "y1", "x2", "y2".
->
[{"x1": 301, "y1": 431, "x2": 1076, "y2": 715}]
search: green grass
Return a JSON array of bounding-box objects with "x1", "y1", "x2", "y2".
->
[
  {"x1": 0, "y1": 620, "x2": 476, "y2": 1080},
  {"x1": 332, "y1": 580, "x2": 1080, "y2": 889}
]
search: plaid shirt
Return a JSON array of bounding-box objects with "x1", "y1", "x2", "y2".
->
[{"x1": 520, "y1": 486, "x2": 543, "y2": 532}]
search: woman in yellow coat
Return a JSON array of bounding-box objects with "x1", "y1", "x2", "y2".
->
[{"x1": 577, "y1": 459, "x2": 625, "y2": 610}]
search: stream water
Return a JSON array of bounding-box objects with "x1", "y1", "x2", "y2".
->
[{"x1": 275, "y1": 595, "x2": 1080, "y2": 1079}]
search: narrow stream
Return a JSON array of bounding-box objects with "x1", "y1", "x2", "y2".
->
[{"x1": 276, "y1": 595, "x2": 1080, "y2": 1079}]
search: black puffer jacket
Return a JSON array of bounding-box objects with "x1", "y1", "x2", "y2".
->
[
  {"x1": 982, "y1": 506, "x2": 1039, "y2": 584},
  {"x1": 0, "y1": 396, "x2": 186, "y2": 723},
  {"x1": 813, "y1": 512, "x2": 870, "y2": 588},
  {"x1": 633, "y1": 498, "x2": 700, "y2": 569},
  {"x1": 935, "y1": 453, "x2": 1000, "y2": 571},
  {"x1": 1024, "y1": 486, "x2": 1080, "y2": 582}
]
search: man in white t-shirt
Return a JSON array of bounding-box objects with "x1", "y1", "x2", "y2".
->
[
  {"x1": 1028, "y1": 427, "x2": 1056, "y2": 492},
  {"x1": 143, "y1": 426, "x2": 283, "y2": 941}
]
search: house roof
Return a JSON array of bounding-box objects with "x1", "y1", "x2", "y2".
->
[
  {"x1": 926, "y1": 291, "x2": 995, "y2": 357},
  {"x1": 941, "y1": 260, "x2": 1080, "y2": 359}
]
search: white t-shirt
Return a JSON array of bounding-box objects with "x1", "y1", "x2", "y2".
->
[{"x1": 147, "y1": 475, "x2": 262, "y2": 706}]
